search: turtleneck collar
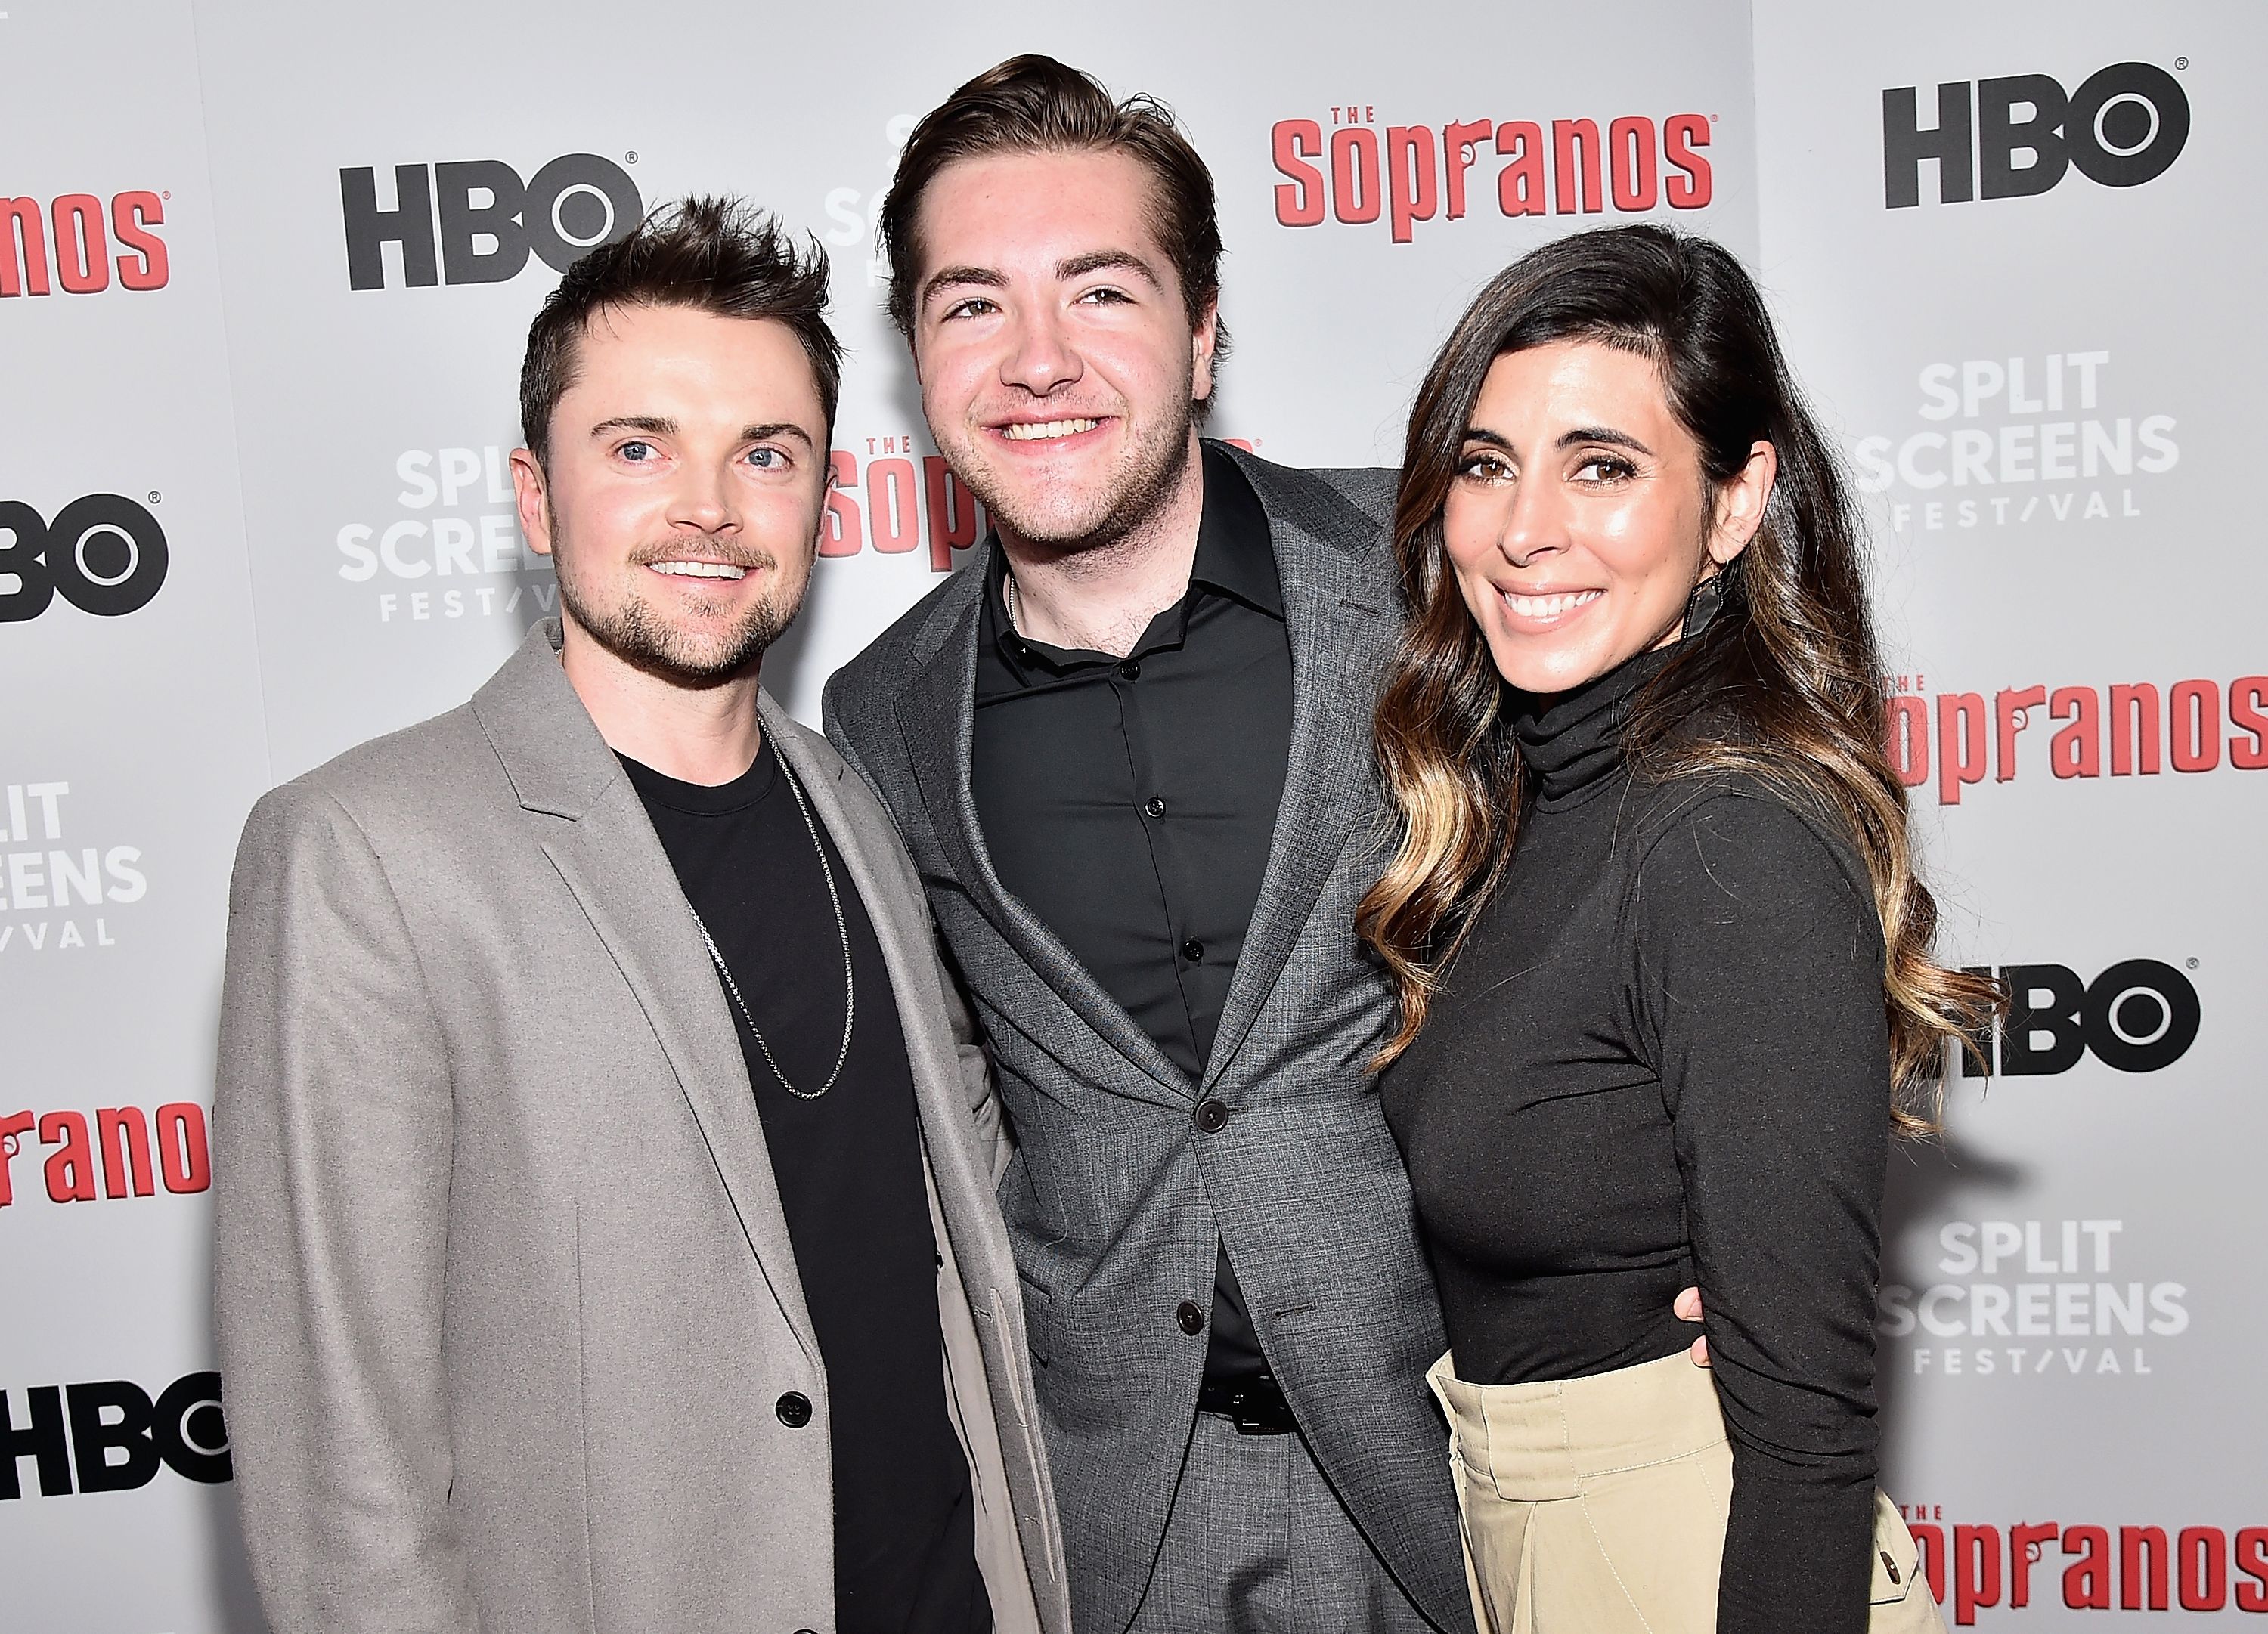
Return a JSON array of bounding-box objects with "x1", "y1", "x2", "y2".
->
[{"x1": 1511, "y1": 640, "x2": 1681, "y2": 806}]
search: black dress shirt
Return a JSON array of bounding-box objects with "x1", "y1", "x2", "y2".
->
[{"x1": 969, "y1": 444, "x2": 1293, "y2": 1382}]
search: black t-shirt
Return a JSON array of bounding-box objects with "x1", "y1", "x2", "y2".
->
[{"x1": 622, "y1": 741, "x2": 988, "y2": 1634}]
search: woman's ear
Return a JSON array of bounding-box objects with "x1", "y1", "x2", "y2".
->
[{"x1": 1708, "y1": 440, "x2": 1777, "y2": 567}]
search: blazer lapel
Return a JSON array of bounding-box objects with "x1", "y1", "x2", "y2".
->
[
  {"x1": 893, "y1": 561, "x2": 1193, "y2": 1103},
  {"x1": 1204, "y1": 457, "x2": 1397, "y2": 1088},
  {"x1": 475, "y1": 623, "x2": 820, "y2": 1368}
]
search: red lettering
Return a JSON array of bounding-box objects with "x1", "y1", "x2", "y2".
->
[
  {"x1": 1938, "y1": 691, "x2": 1986, "y2": 805},
  {"x1": 1386, "y1": 125, "x2": 1439, "y2": 244},
  {"x1": 0, "y1": 1109, "x2": 33, "y2": 1206},
  {"x1": 1953, "y1": 1524, "x2": 2001, "y2": 1626},
  {"x1": 821, "y1": 451, "x2": 861, "y2": 557},
  {"x1": 95, "y1": 1106, "x2": 154, "y2": 1199},
  {"x1": 2, "y1": 196, "x2": 50, "y2": 297},
  {"x1": 2009, "y1": 1522, "x2": 2059, "y2": 1606},
  {"x1": 1912, "y1": 1523, "x2": 1946, "y2": 1606},
  {"x1": 111, "y1": 191, "x2": 169, "y2": 290},
  {"x1": 155, "y1": 1103, "x2": 211, "y2": 1195},
  {"x1": 1995, "y1": 685, "x2": 2045, "y2": 781},
  {"x1": 2108, "y1": 682, "x2": 2161, "y2": 775},
  {"x1": 2121, "y1": 1525, "x2": 2169, "y2": 1611},
  {"x1": 1442, "y1": 119, "x2": 1492, "y2": 218},
  {"x1": 1495, "y1": 122, "x2": 1546, "y2": 216},
  {"x1": 1551, "y1": 119, "x2": 1603, "y2": 214},
  {"x1": 2179, "y1": 1527, "x2": 2228, "y2": 1611},
  {"x1": 39, "y1": 1110, "x2": 96, "y2": 1204},
  {"x1": 1329, "y1": 128, "x2": 1381, "y2": 224},
  {"x1": 1608, "y1": 116, "x2": 1657, "y2": 210},
  {"x1": 2065, "y1": 1524, "x2": 2112, "y2": 1608},
  {"x1": 2168, "y1": 679, "x2": 2219, "y2": 772},
  {"x1": 1885, "y1": 693, "x2": 1929, "y2": 787},
  {"x1": 2235, "y1": 1527, "x2": 2268, "y2": 1612},
  {"x1": 1665, "y1": 113, "x2": 1714, "y2": 208},
  {"x1": 868, "y1": 457, "x2": 918, "y2": 554},
  {"x1": 1271, "y1": 120, "x2": 1326, "y2": 227},
  {"x1": 923, "y1": 456, "x2": 979, "y2": 574},
  {"x1": 2050, "y1": 685, "x2": 2100, "y2": 777},
  {"x1": 51, "y1": 193, "x2": 108, "y2": 294},
  {"x1": 2232, "y1": 676, "x2": 2268, "y2": 769}
]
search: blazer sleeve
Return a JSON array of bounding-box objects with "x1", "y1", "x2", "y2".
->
[{"x1": 212, "y1": 782, "x2": 477, "y2": 1633}]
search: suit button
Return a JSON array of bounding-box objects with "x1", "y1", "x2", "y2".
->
[
  {"x1": 1181, "y1": 939, "x2": 1204, "y2": 964},
  {"x1": 1176, "y1": 1300, "x2": 1204, "y2": 1335},
  {"x1": 1194, "y1": 1097, "x2": 1230, "y2": 1134},
  {"x1": 1144, "y1": 795, "x2": 1167, "y2": 818},
  {"x1": 775, "y1": 1391, "x2": 813, "y2": 1428}
]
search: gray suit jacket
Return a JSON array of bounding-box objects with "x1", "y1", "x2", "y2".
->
[
  {"x1": 213, "y1": 620, "x2": 1070, "y2": 1634},
  {"x1": 823, "y1": 446, "x2": 1471, "y2": 1634}
]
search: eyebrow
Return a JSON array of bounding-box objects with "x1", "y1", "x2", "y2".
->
[
  {"x1": 919, "y1": 249, "x2": 1167, "y2": 312},
  {"x1": 590, "y1": 415, "x2": 813, "y2": 449},
  {"x1": 1460, "y1": 425, "x2": 1657, "y2": 457}
]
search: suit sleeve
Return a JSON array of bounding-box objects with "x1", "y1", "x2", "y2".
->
[
  {"x1": 212, "y1": 783, "x2": 476, "y2": 1633},
  {"x1": 824, "y1": 686, "x2": 1013, "y2": 1184},
  {"x1": 1629, "y1": 793, "x2": 1888, "y2": 1634}
]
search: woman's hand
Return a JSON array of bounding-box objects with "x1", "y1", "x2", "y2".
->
[{"x1": 1675, "y1": 1286, "x2": 1709, "y2": 1365}]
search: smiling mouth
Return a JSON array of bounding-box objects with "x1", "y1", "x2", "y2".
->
[
  {"x1": 649, "y1": 560, "x2": 750, "y2": 580},
  {"x1": 997, "y1": 417, "x2": 1102, "y2": 442},
  {"x1": 1500, "y1": 588, "x2": 1603, "y2": 619}
]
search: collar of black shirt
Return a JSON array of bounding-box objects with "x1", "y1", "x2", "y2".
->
[{"x1": 980, "y1": 441, "x2": 1281, "y2": 689}]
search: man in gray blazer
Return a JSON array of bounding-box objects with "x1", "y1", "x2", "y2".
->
[
  {"x1": 213, "y1": 198, "x2": 1068, "y2": 1634},
  {"x1": 822, "y1": 60, "x2": 1472, "y2": 1634}
]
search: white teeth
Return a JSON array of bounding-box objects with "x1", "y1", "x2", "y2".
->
[
  {"x1": 1502, "y1": 588, "x2": 1603, "y2": 618},
  {"x1": 1000, "y1": 418, "x2": 1100, "y2": 441},
  {"x1": 650, "y1": 561, "x2": 748, "y2": 580}
]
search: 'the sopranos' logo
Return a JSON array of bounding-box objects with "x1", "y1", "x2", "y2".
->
[
  {"x1": 1272, "y1": 107, "x2": 1712, "y2": 243},
  {"x1": 0, "y1": 495, "x2": 167, "y2": 622},
  {"x1": 340, "y1": 153, "x2": 642, "y2": 290},
  {"x1": 1, "y1": 1101, "x2": 209, "y2": 1207},
  {"x1": 1891, "y1": 1505, "x2": 2266, "y2": 1624},
  {"x1": 1885, "y1": 670, "x2": 2265, "y2": 805},
  {"x1": 2, "y1": 192, "x2": 169, "y2": 296},
  {"x1": 1885, "y1": 62, "x2": 2189, "y2": 208},
  {"x1": 0, "y1": 1372, "x2": 228, "y2": 1498}
]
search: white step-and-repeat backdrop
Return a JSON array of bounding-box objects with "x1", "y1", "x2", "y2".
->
[{"x1": 2, "y1": 2, "x2": 2257, "y2": 1626}]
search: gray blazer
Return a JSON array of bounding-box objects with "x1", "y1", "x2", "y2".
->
[
  {"x1": 212, "y1": 620, "x2": 1070, "y2": 1634},
  {"x1": 823, "y1": 446, "x2": 1471, "y2": 1634}
]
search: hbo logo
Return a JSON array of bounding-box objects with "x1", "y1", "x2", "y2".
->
[
  {"x1": 1961, "y1": 959, "x2": 2201, "y2": 1077},
  {"x1": 1884, "y1": 61, "x2": 2189, "y2": 207},
  {"x1": 341, "y1": 153, "x2": 643, "y2": 290},
  {"x1": 0, "y1": 494, "x2": 168, "y2": 622}
]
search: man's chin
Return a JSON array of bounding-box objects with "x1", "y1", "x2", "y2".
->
[{"x1": 563, "y1": 591, "x2": 795, "y2": 686}]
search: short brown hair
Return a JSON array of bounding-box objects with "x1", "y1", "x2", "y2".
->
[
  {"x1": 880, "y1": 54, "x2": 1230, "y2": 367},
  {"x1": 519, "y1": 195, "x2": 841, "y2": 467}
]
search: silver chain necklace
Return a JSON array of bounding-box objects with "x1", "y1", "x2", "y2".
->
[{"x1": 686, "y1": 747, "x2": 854, "y2": 1101}]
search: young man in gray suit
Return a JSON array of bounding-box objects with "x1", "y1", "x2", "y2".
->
[
  {"x1": 213, "y1": 198, "x2": 1068, "y2": 1634},
  {"x1": 825, "y1": 58, "x2": 1713, "y2": 1634}
]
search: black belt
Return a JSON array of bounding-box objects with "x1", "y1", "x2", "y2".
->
[{"x1": 1197, "y1": 1374, "x2": 1297, "y2": 1435}]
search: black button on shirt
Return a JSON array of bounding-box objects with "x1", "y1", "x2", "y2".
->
[
  {"x1": 622, "y1": 745, "x2": 989, "y2": 1634},
  {"x1": 971, "y1": 444, "x2": 1293, "y2": 1384}
]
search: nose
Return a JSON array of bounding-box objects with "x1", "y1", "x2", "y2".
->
[
  {"x1": 1497, "y1": 466, "x2": 1567, "y2": 569},
  {"x1": 666, "y1": 456, "x2": 740, "y2": 540},
  {"x1": 1000, "y1": 302, "x2": 1083, "y2": 398}
]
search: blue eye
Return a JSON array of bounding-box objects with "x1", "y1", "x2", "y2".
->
[
  {"x1": 747, "y1": 447, "x2": 784, "y2": 470},
  {"x1": 618, "y1": 440, "x2": 654, "y2": 462}
]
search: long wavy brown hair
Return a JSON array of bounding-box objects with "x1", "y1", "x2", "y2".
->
[{"x1": 1356, "y1": 226, "x2": 1996, "y2": 1132}]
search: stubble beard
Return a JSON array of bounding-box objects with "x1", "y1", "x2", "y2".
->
[
  {"x1": 953, "y1": 393, "x2": 1199, "y2": 565},
  {"x1": 555, "y1": 532, "x2": 807, "y2": 686}
]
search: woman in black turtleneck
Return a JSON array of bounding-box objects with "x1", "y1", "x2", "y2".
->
[{"x1": 1361, "y1": 228, "x2": 1994, "y2": 1634}]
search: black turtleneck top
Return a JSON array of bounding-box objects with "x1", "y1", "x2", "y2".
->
[{"x1": 1379, "y1": 643, "x2": 1891, "y2": 1634}]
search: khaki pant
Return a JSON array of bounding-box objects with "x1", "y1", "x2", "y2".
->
[{"x1": 1426, "y1": 1352, "x2": 1945, "y2": 1634}]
